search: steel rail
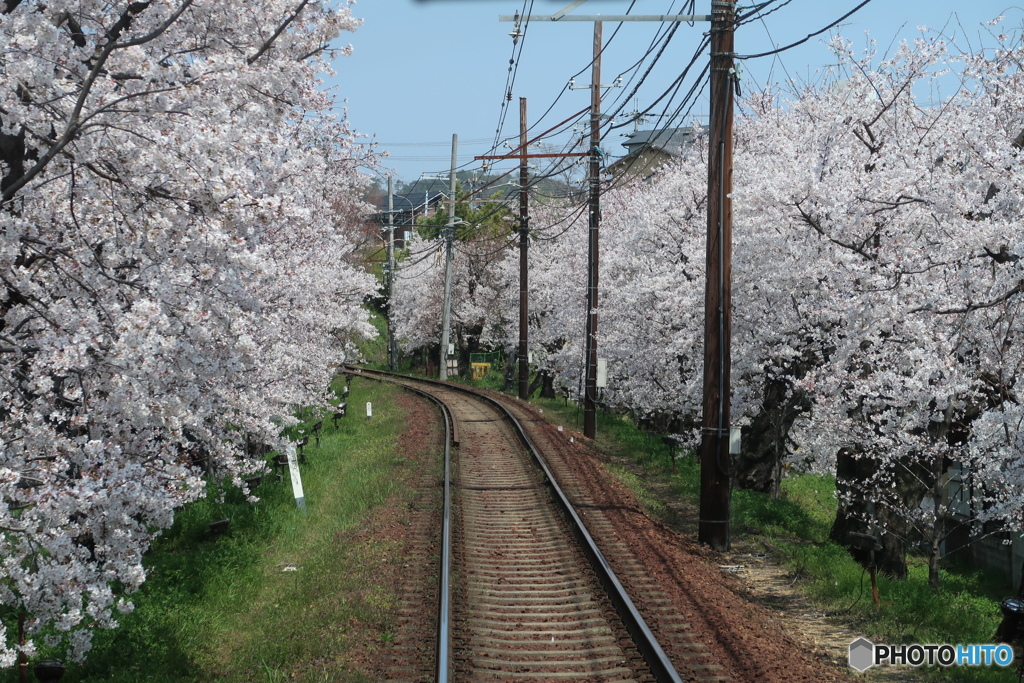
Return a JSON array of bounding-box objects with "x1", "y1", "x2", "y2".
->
[
  {"x1": 435, "y1": 391, "x2": 452, "y2": 683},
  {"x1": 363, "y1": 373, "x2": 453, "y2": 683},
  {"x1": 351, "y1": 367, "x2": 684, "y2": 683}
]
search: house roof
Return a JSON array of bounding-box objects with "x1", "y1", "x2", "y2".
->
[
  {"x1": 373, "y1": 171, "x2": 572, "y2": 215},
  {"x1": 621, "y1": 127, "x2": 698, "y2": 157},
  {"x1": 374, "y1": 178, "x2": 448, "y2": 215}
]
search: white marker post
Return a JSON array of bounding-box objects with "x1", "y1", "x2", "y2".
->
[
  {"x1": 366, "y1": 401, "x2": 373, "y2": 420},
  {"x1": 286, "y1": 444, "x2": 306, "y2": 512}
]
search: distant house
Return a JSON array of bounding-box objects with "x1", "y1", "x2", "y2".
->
[
  {"x1": 607, "y1": 126, "x2": 699, "y2": 180},
  {"x1": 373, "y1": 175, "x2": 452, "y2": 249},
  {"x1": 373, "y1": 171, "x2": 573, "y2": 246}
]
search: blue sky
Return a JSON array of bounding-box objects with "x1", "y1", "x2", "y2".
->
[{"x1": 327, "y1": 0, "x2": 1018, "y2": 183}]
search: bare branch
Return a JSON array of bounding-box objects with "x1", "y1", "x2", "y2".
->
[
  {"x1": 794, "y1": 198, "x2": 876, "y2": 262},
  {"x1": 910, "y1": 281, "x2": 1024, "y2": 315},
  {"x1": 247, "y1": 0, "x2": 312, "y2": 65}
]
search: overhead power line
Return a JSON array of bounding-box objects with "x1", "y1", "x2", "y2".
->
[{"x1": 736, "y1": 0, "x2": 874, "y2": 59}]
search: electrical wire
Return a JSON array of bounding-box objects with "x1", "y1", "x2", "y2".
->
[
  {"x1": 490, "y1": 0, "x2": 535, "y2": 155},
  {"x1": 601, "y1": 75, "x2": 709, "y2": 195},
  {"x1": 531, "y1": 201, "x2": 589, "y2": 241},
  {"x1": 600, "y1": 1, "x2": 697, "y2": 122},
  {"x1": 521, "y1": 9, "x2": 711, "y2": 195},
  {"x1": 379, "y1": 138, "x2": 494, "y2": 147},
  {"x1": 478, "y1": 2, "x2": 700, "y2": 199},
  {"x1": 406, "y1": 2, "x2": 732, "y2": 252},
  {"x1": 736, "y1": 0, "x2": 875, "y2": 60},
  {"x1": 603, "y1": 23, "x2": 686, "y2": 129},
  {"x1": 747, "y1": 13, "x2": 796, "y2": 94},
  {"x1": 735, "y1": 0, "x2": 795, "y2": 26},
  {"x1": 496, "y1": 0, "x2": 641, "y2": 148}
]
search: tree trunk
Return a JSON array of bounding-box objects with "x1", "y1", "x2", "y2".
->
[
  {"x1": 502, "y1": 346, "x2": 516, "y2": 392},
  {"x1": 528, "y1": 369, "x2": 555, "y2": 399},
  {"x1": 830, "y1": 447, "x2": 929, "y2": 580},
  {"x1": 539, "y1": 370, "x2": 555, "y2": 398},
  {"x1": 734, "y1": 378, "x2": 811, "y2": 494},
  {"x1": 1018, "y1": 553, "x2": 1024, "y2": 597},
  {"x1": 928, "y1": 448, "x2": 946, "y2": 593}
]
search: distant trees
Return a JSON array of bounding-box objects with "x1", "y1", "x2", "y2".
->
[
  {"x1": 392, "y1": 189, "x2": 517, "y2": 367},
  {"x1": 0, "y1": 0, "x2": 376, "y2": 665}
]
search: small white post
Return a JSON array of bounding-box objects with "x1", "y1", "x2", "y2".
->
[
  {"x1": 366, "y1": 402, "x2": 373, "y2": 420},
  {"x1": 286, "y1": 444, "x2": 306, "y2": 512}
]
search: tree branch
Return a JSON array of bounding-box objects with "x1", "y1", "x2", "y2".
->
[
  {"x1": 247, "y1": 0, "x2": 312, "y2": 65},
  {"x1": 1, "y1": 2, "x2": 193, "y2": 204},
  {"x1": 794, "y1": 198, "x2": 876, "y2": 261},
  {"x1": 113, "y1": 0, "x2": 194, "y2": 49},
  {"x1": 910, "y1": 281, "x2": 1024, "y2": 315}
]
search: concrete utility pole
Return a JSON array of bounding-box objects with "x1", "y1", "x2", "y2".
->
[
  {"x1": 439, "y1": 133, "x2": 457, "y2": 381},
  {"x1": 698, "y1": 0, "x2": 736, "y2": 552},
  {"x1": 387, "y1": 176, "x2": 398, "y2": 371},
  {"x1": 518, "y1": 98, "x2": 530, "y2": 400},
  {"x1": 582, "y1": 21, "x2": 602, "y2": 441}
]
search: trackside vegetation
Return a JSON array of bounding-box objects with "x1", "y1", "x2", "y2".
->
[{"x1": 12, "y1": 377, "x2": 409, "y2": 683}]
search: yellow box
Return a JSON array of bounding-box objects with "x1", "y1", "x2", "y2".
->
[{"x1": 470, "y1": 362, "x2": 491, "y2": 380}]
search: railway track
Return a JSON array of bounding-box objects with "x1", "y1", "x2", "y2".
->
[{"x1": 356, "y1": 368, "x2": 716, "y2": 683}]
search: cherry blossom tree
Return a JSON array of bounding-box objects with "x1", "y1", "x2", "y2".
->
[
  {"x1": 0, "y1": 0, "x2": 376, "y2": 665},
  {"x1": 392, "y1": 197, "x2": 516, "y2": 371},
  {"x1": 744, "y1": 30, "x2": 1024, "y2": 585}
]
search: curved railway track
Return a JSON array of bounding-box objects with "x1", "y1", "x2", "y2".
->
[{"x1": 356, "y1": 368, "x2": 693, "y2": 683}]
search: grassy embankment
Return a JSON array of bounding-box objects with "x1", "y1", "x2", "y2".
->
[
  {"x1": 18, "y1": 316, "x2": 420, "y2": 682},
  {"x1": 462, "y1": 361, "x2": 1015, "y2": 683}
]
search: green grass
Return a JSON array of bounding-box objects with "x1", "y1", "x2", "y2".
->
[
  {"x1": 525, "y1": 397, "x2": 1016, "y2": 682},
  {"x1": 604, "y1": 463, "x2": 667, "y2": 517},
  {"x1": 530, "y1": 398, "x2": 657, "y2": 457},
  {"x1": 732, "y1": 475, "x2": 834, "y2": 542},
  {"x1": 356, "y1": 310, "x2": 390, "y2": 369},
  {"x1": 780, "y1": 541, "x2": 1011, "y2": 681},
  {"x1": 20, "y1": 377, "x2": 415, "y2": 683}
]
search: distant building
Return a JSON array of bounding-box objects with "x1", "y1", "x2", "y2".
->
[
  {"x1": 373, "y1": 171, "x2": 572, "y2": 246},
  {"x1": 372, "y1": 175, "x2": 451, "y2": 249},
  {"x1": 607, "y1": 126, "x2": 699, "y2": 180}
]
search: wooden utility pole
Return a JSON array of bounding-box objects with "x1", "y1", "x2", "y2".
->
[
  {"x1": 582, "y1": 21, "x2": 602, "y2": 441},
  {"x1": 477, "y1": 108, "x2": 590, "y2": 399},
  {"x1": 699, "y1": 0, "x2": 736, "y2": 551},
  {"x1": 439, "y1": 134, "x2": 457, "y2": 381},
  {"x1": 518, "y1": 98, "x2": 530, "y2": 400}
]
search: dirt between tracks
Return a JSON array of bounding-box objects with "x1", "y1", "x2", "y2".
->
[{"x1": 480, "y1": 392, "x2": 928, "y2": 683}]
